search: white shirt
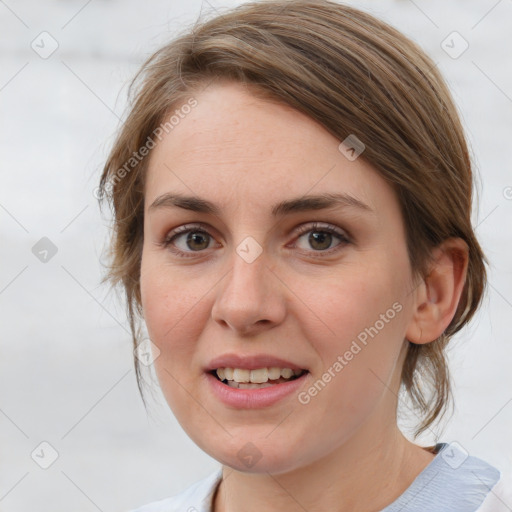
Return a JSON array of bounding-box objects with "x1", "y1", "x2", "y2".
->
[{"x1": 129, "y1": 443, "x2": 512, "y2": 512}]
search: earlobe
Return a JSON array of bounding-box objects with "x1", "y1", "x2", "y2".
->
[{"x1": 405, "y1": 238, "x2": 469, "y2": 345}]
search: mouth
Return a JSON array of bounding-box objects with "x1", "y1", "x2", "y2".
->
[{"x1": 209, "y1": 367, "x2": 309, "y2": 389}]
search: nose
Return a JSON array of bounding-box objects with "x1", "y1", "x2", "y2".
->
[{"x1": 211, "y1": 247, "x2": 286, "y2": 336}]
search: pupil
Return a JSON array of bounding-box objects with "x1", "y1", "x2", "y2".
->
[
  {"x1": 309, "y1": 231, "x2": 331, "y2": 250},
  {"x1": 187, "y1": 232, "x2": 209, "y2": 250}
]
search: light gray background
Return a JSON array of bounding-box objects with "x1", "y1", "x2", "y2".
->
[{"x1": 1, "y1": 0, "x2": 511, "y2": 510}]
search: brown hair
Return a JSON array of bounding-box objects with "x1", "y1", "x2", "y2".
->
[{"x1": 98, "y1": 0, "x2": 487, "y2": 438}]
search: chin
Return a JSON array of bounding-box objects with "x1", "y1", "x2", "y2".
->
[{"x1": 201, "y1": 436, "x2": 307, "y2": 475}]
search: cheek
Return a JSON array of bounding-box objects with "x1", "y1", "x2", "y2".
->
[
  {"x1": 292, "y1": 256, "x2": 409, "y2": 354},
  {"x1": 140, "y1": 258, "x2": 213, "y2": 420},
  {"x1": 140, "y1": 257, "x2": 207, "y2": 366},
  {"x1": 292, "y1": 257, "x2": 410, "y2": 417}
]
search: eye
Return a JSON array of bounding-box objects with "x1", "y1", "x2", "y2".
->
[
  {"x1": 161, "y1": 224, "x2": 218, "y2": 257},
  {"x1": 160, "y1": 222, "x2": 350, "y2": 259},
  {"x1": 292, "y1": 222, "x2": 350, "y2": 255}
]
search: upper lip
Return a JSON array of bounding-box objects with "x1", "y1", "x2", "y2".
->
[{"x1": 205, "y1": 353, "x2": 308, "y2": 372}]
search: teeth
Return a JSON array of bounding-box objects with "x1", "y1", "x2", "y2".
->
[
  {"x1": 281, "y1": 368, "x2": 293, "y2": 379},
  {"x1": 233, "y1": 368, "x2": 250, "y2": 383},
  {"x1": 250, "y1": 368, "x2": 268, "y2": 383},
  {"x1": 238, "y1": 382, "x2": 274, "y2": 389},
  {"x1": 225, "y1": 380, "x2": 275, "y2": 389},
  {"x1": 215, "y1": 367, "x2": 305, "y2": 384},
  {"x1": 268, "y1": 367, "x2": 281, "y2": 380}
]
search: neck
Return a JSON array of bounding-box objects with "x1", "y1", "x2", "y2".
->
[{"x1": 212, "y1": 425, "x2": 435, "y2": 512}]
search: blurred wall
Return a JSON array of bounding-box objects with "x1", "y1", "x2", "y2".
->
[{"x1": 1, "y1": 0, "x2": 511, "y2": 510}]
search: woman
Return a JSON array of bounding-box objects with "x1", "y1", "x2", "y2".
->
[{"x1": 99, "y1": 1, "x2": 512, "y2": 510}]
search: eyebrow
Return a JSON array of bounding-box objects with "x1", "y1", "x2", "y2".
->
[{"x1": 148, "y1": 192, "x2": 373, "y2": 216}]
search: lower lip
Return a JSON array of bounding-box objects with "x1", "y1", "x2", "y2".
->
[{"x1": 205, "y1": 372, "x2": 309, "y2": 409}]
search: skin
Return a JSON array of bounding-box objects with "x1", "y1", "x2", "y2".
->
[{"x1": 140, "y1": 80, "x2": 468, "y2": 512}]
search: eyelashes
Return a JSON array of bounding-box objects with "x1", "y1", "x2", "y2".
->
[
  {"x1": 160, "y1": 222, "x2": 351, "y2": 259},
  {"x1": 291, "y1": 222, "x2": 350, "y2": 254},
  {"x1": 162, "y1": 225, "x2": 218, "y2": 257}
]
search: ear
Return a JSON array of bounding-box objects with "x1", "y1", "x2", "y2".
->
[{"x1": 405, "y1": 238, "x2": 469, "y2": 345}]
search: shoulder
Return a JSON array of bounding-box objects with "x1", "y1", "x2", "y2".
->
[
  {"x1": 382, "y1": 442, "x2": 507, "y2": 512},
  {"x1": 428, "y1": 443, "x2": 512, "y2": 512},
  {"x1": 127, "y1": 468, "x2": 223, "y2": 512},
  {"x1": 475, "y1": 471, "x2": 512, "y2": 512}
]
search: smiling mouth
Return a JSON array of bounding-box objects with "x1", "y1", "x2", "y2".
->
[{"x1": 209, "y1": 367, "x2": 309, "y2": 389}]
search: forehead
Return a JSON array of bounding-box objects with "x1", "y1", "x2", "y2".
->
[{"x1": 144, "y1": 81, "x2": 395, "y2": 218}]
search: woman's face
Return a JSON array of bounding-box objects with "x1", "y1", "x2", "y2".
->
[{"x1": 141, "y1": 81, "x2": 418, "y2": 473}]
